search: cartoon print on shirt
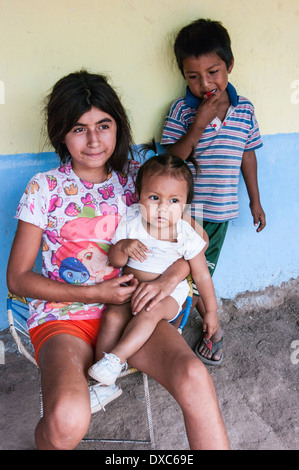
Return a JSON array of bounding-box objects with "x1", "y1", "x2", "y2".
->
[
  {"x1": 46, "y1": 175, "x2": 57, "y2": 191},
  {"x1": 98, "y1": 184, "x2": 115, "y2": 200},
  {"x1": 25, "y1": 180, "x2": 40, "y2": 195},
  {"x1": 81, "y1": 193, "x2": 96, "y2": 210},
  {"x1": 117, "y1": 171, "x2": 128, "y2": 187},
  {"x1": 49, "y1": 194, "x2": 63, "y2": 212},
  {"x1": 63, "y1": 178, "x2": 78, "y2": 195},
  {"x1": 122, "y1": 189, "x2": 137, "y2": 207},
  {"x1": 17, "y1": 162, "x2": 141, "y2": 328},
  {"x1": 99, "y1": 202, "x2": 118, "y2": 215},
  {"x1": 65, "y1": 202, "x2": 81, "y2": 217},
  {"x1": 42, "y1": 213, "x2": 121, "y2": 317},
  {"x1": 59, "y1": 257, "x2": 90, "y2": 284}
]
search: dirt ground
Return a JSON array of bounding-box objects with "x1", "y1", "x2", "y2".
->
[{"x1": 1, "y1": 279, "x2": 298, "y2": 451}]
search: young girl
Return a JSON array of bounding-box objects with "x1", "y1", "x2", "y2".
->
[
  {"x1": 7, "y1": 70, "x2": 229, "y2": 450},
  {"x1": 89, "y1": 151, "x2": 220, "y2": 385}
]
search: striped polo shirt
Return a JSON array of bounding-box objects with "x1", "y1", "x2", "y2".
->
[{"x1": 161, "y1": 83, "x2": 263, "y2": 222}]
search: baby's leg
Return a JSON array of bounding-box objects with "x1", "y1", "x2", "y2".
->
[
  {"x1": 111, "y1": 296, "x2": 179, "y2": 364},
  {"x1": 95, "y1": 303, "x2": 132, "y2": 362}
]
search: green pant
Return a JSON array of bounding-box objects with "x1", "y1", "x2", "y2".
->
[{"x1": 193, "y1": 220, "x2": 229, "y2": 296}]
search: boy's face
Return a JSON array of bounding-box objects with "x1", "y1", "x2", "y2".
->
[{"x1": 182, "y1": 52, "x2": 234, "y2": 100}]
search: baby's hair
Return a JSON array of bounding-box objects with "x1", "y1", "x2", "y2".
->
[
  {"x1": 136, "y1": 140, "x2": 198, "y2": 205},
  {"x1": 174, "y1": 18, "x2": 234, "y2": 75},
  {"x1": 45, "y1": 69, "x2": 133, "y2": 172}
]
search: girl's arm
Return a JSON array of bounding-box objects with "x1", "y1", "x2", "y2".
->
[
  {"x1": 130, "y1": 218, "x2": 207, "y2": 314},
  {"x1": 241, "y1": 150, "x2": 266, "y2": 232},
  {"x1": 7, "y1": 220, "x2": 138, "y2": 305},
  {"x1": 131, "y1": 257, "x2": 190, "y2": 314}
]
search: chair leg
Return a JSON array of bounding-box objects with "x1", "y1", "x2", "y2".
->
[
  {"x1": 142, "y1": 372, "x2": 155, "y2": 450},
  {"x1": 82, "y1": 373, "x2": 155, "y2": 448},
  {"x1": 38, "y1": 369, "x2": 43, "y2": 418}
]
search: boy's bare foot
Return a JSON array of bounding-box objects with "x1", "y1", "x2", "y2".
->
[{"x1": 195, "y1": 327, "x2": 223, "y2": 364}]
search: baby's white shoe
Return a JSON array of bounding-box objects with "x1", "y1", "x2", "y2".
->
[
  {"x1": 88, "y1": 352, "x2": 127, "y2": 385},
  {"x1": 89, "y1": 382, "x2": 122, "y2": 414}
]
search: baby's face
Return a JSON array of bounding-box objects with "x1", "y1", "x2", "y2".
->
[
  {"x1": 138, "y1": 173, "x2": 188, "y2": 237},
  {"x1": 183, "y1": 52, "x2": 234, "y2": 100}
]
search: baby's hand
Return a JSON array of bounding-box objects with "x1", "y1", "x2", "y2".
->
[
  {"x1": 203, "y1": 311, "x2": 219, "y2": 339},
  {"x1": 121, "y1": 239, "x2": 149, "y2": 262}
]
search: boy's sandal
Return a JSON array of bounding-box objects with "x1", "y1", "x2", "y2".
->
[{"x1": 194, "y1": 331, "x2": 224, "y2": 366}]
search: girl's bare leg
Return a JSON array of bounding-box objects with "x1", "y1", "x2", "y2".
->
[
  {"x1": 95, "y1": 303, "x2": 132, "y2": 361},
  {"x1": 129, "y1": 321, "x2": 230, "y2": 450},
  {"x1": 35, "y1": 334, "x2": 93, "y2": 450},
  {"x1": 112, "y1": 297, "x2": 178, "y2": 363}
]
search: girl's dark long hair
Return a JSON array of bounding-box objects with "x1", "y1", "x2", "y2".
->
[
  {"x1": 136, "y1": 139, "x2": 199, "y2": 205},
  {"x1": 45, "y1": 70, "x2": 133, "y2": 172}
]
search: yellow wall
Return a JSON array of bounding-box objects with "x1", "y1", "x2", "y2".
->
[{"x1": 0, "y1": 0, "x2": 298, "y2": 154}]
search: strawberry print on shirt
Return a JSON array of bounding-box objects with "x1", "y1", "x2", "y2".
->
[{"x1": 16, "y1": 161, "x2": 139, "y2": 329}]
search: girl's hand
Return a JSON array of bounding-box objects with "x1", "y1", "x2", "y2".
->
[
  {"x1": 249, "y1": 201, "x2": 266, "y2": 232},
  {"x1": 96, "y1": 274, "x2": 138, "y2": 305},
  {"x1": 120, "y1": 239, "x2": 149, "y2": 262},
  {"x1": 202, "y1": 311, "x2": 219, "y2": 339},
  {"x1": 131, "y1": 276, "x2": 174, "y2": 315},
  {"x1": 131, "y1": 257, "x2": 189, "y2": 315}
]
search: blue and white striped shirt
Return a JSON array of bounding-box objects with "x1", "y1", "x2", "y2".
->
[{"x1": 161, "y1": 83, "x2": 263, "y2": 222}]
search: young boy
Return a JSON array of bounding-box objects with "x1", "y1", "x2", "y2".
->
[{"x1": 161, "y1": 18, "x2": 266, "y2": 365}]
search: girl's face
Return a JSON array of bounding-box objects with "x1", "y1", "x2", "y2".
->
[
  {"x1": 183, "y1": 52, "x2": 234, "y2": 100},
  {"x1": 138, "y1": 173, "x2": 188, "y2": 239},
  {"x1": 63, "y1": 106, "x2": 117, "y2": 183}
]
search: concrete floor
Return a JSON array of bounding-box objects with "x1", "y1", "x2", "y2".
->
[{"x1": 1, "y1": 280, "x2": 298, "y2": 450}]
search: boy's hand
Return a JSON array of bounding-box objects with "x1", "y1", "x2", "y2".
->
[
  {"x1": 119, "y1": 239, "x2": 149, "y2": 262},
  {"x1": 202, "y1": 311, "x2": 219, "y2": 339},
  {"x1": 194, "y1": 94, "x2": 218, "y2": 131},
  {"x1": 249, "y1": 201, "x2": 266, "y2": 232}
]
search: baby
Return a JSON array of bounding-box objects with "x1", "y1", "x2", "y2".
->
[{"x1": 88, "y1": 151, "x2": 218, "y2": 385}]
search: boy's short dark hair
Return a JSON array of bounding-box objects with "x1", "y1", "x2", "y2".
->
[{"x1": 174, "y1": 18, "x2": 234, "y2": 75}]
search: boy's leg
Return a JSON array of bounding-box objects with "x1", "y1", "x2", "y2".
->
[
  {"x1": 95, "y1": 303, "x2": 132, "y2": 361},
  {"x1": 194, "y1": 220, "x2": 229, "y2": 283},
  {"x1": 194, "y1": 221, "x2": 229, "y2": 362},
  {"x1": 35, "y1": 334, "x2": 93, "y2": 450},
  {"x1": 129, "y1": 320, "x2": 230, "y2": 450}
]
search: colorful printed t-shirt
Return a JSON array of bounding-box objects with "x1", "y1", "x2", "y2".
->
[
  {"x1": 161, "y1": 83, "x2": 263, "y2": 222},
  {"x1": 15, "y1": 161, "x2": 139, "y2": 329}
]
